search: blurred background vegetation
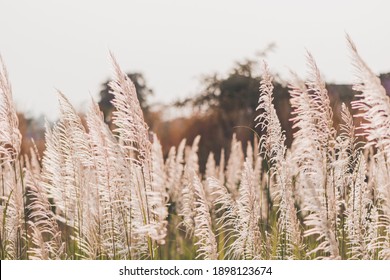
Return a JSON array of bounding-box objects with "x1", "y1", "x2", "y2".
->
[{"x1": 18, "y1": 52, "x2": 390, "y2": 172}]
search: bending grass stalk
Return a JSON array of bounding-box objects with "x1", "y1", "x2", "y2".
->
[{"x1": 1, "y1": 189, "x2": 13, "y2": 259}]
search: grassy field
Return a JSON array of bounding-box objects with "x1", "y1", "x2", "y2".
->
[{"x1": 1, "y1": 37, "x2": 389, "y2": 260}]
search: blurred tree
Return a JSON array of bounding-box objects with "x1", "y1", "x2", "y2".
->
[
  {"x1": 173, "y1": 56, "x2": 291, "y2": 170},
  {"x1": 379, "y1": 73, "x2": 390, "y2": 95}
]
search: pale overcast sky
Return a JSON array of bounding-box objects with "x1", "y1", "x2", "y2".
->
[{"x1": 0, "y1": 0, "x2": 389, "y2": 119}]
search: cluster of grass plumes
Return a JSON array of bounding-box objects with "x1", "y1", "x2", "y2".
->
[{"x1": 1, "y1": 37, "x2": 390, "y2": 259}]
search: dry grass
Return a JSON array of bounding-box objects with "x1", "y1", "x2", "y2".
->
[{"x1": 0, "y1": 37, "x2": 390, "y2": 260}]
